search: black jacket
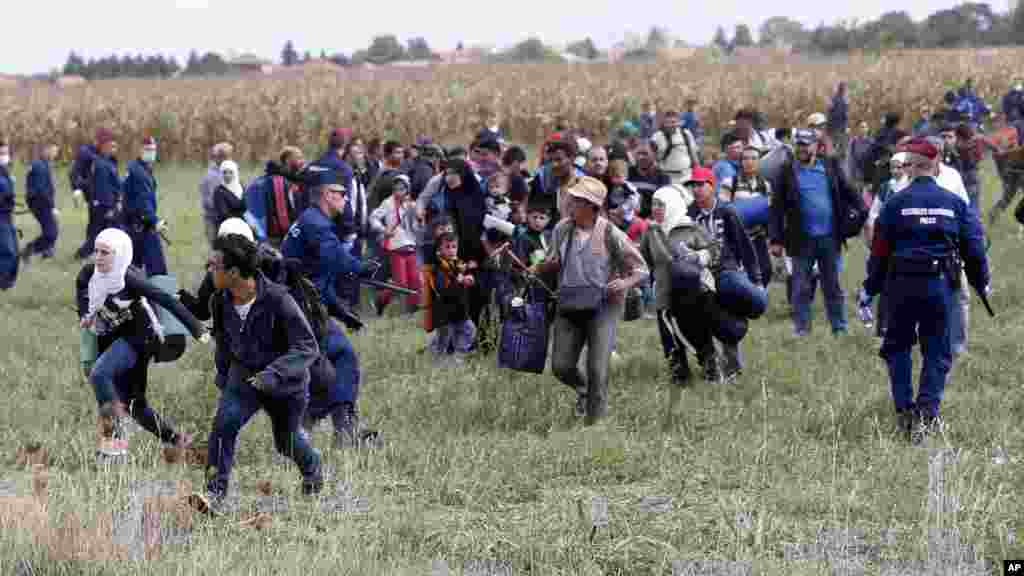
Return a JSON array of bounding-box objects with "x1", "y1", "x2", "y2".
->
[
  {"x1": 212, "y1": 185, "x2": 247, "y2": 227},
  {"x1": 76, "y1": 264, "x2": 205, "y2": 354},
  {"x1": 688, "y1": 201, "x2": 762, "y2": 285},
  {"x1": 212, "y1": 273, "x2": 319, "y2": 397},
  {"x1": 769, "y1": 155, "x2": 860, "y2": 257}
]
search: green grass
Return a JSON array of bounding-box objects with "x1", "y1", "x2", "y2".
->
[{"x1": 0, "y1": 162, "x2": 1021, "y2": 575}]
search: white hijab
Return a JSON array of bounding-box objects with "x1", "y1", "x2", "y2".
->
[
  {"x1": 87, "y1": 228, "x2": 134, "y2": 321},
  {"x1": 653, "y1": 185, "x2": 694, "y2": 233},
  {"x1": 218, "y1": 217, "x2": 255, "y2": 242},
  {"x1": 220, "y1": 160, "x2": 244, "y2": 199}
]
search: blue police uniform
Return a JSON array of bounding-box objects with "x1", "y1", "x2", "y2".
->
[
  {"x1": 314, "y1": 154, "x2": 365, "y2": 308},
  {"x1": 24, "y1": 159, "x2": 59, "y2": 258},
  {"x1": 72, "y1": 144, "x2": 99, "y2": 259},
  {"x1": 281, "y1": 182, "x2": 366, "y2": 428},
  {"x1": 122, "y1": 159, "x2": 167, "y2": 276},
  {"x1": 89, "y1": 154, "x2": 122, "y2": 239},
  {"x1": 0, "y1": 165, "x2": 18, "y2": 290},
  {"x1": 865, "y1": 174, "x2": 989, "y2": 431}
]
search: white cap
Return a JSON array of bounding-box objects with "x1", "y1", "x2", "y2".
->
[
  {"x1": 576, "y1": 137, "x2": 592, "y2": 154},
  {"x1": 807, "y1": 112, "x2": 827, "y2": 127}
]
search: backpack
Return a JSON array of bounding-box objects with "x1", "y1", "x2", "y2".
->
[
  {"x1": 658, "y1": 127, "x2": 699, "y2": 170},
  {"x1": 266, "y1": 175, "x2": 297, "y2": 239}
]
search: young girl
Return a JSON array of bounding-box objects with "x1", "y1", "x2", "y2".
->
[
  {"x1": 370, "y1": 174, "x2": 421, "y2": 314},
  {"x1": 77, "y1": 228, "x2": 206, "y2": 458},
  {"x1": 429, "y1": 233, "x2": 476, "y2": 359}
]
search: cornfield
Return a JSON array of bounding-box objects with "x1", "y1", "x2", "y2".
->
[{"x1": 1, "y1": 48, "x2": 1020, "y2": 163}]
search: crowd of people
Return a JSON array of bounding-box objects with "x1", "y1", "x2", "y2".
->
[{"x1": 0, "y1": 77, "x2": 1018, "y2": 507}]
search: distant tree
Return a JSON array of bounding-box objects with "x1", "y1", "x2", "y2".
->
[
  {"x1": 350, "y1": 50, "x2": 370, "y2": 66},
  {"x1": 406, "y1": 37, "x2": 433, "y2": 60},
  {"x1": 62, "y1": 51, "x2": 86, "y2": 77},
  {"x1": 457, "y1": 41, "x2": 464, "y2": 51},
  {"x1": 281, "y1": 40, "x2": 299, "y2": 66},
  {"x1": 1012, "y1": 6, "x2": 1024, "y2": 43},
  {"x1": 329, "y1": 53, "x2": 350, "y2": 67},
  {"x1": 366, "y1": 35, "x2": 406, "y2": 63},
  {"x1": 566, "y1": 37, "x2": 599, "y2": 60},
  {"x1": 320, "y1": 49, "x2": 328, "y2": 60},
  {"x1": 502, "y1": 38, "x2": 563, "y2": 62},
  {"x1": 303, "y1": 51, "x2": 312, "y2": 62},
  {"x1": 185, "y1": 50, "x2": 201, "y2": 74},
  {"x1": 646, "y1": 26, "x2": 670, "y2": 52},
  {"x1": 758, "y1": 16, "x2": 807, "y2": 48},
  {"x1": 712, "y1": 26, "x2": 731, "y2": 52},
  {"x1": 732, "y1": 24, "x2": 754, "y2": 49}
]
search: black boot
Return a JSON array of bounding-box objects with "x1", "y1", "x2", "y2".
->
[
  {"x1": 668, "y1": 349, "x2": 692, "y2": 387},
  {"x1": 699, "y1": 346, "x2": 721, "y2": 384},
  {"x1": 897, "y1": 407, "x2": 917, "y2": 443}
]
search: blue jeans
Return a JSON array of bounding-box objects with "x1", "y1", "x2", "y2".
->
[
  {"x1": 791, "y1": 236, "x2": 847, "y2": 334},
  {"x1": 206, "y1": 379, "x2": 321, "y2": 497},
  {"x1": 432, "y1": 320, "x2": 476, "y2": 355},
  {"x1": 90, "y1": 337, "x2": 179, "y2": 443},
  {"x1": 717, "y1": 269, "x2": 768, "y2": 320}
]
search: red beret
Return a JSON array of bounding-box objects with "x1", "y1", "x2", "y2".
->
[{"x1": 898, "y1": 138, "x2": 939, "y2": 160}]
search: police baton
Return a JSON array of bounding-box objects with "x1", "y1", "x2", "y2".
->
[{"x1": 977, "y1": 287, "x2": 996, "y2": 318}]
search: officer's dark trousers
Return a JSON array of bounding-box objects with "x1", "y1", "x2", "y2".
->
[
  {"x1": 206, "y1": 379, "x2": 320, "y2": 497},
  {"x1": 880, "y1": 275, "x2": 953, "y2": 419},
  {"x1": 312, "y1": 322, "x2": 360, "y2": 417},
  {"x1": 0, "y1": 214, "x2": 20, "y2": 290},
  {"x1": 129, "y1": 227, "x2": 168, "y2": 276},
  {"x1": 26, "y1": 199, "x2": 58, "y2": 256}
]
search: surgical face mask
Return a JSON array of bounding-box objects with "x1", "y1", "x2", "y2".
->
[
  {"x1": 0, "y1": 154, "x2": 9, "y2": 167},
  {"x1": 142, "y1": 149, "x2": 157, "y2": 163}
]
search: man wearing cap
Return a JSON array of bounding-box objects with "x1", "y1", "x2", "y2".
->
[
  {"x1": 316, "y1": 131, "x2": 368, "y2": 310},
  {"x1": 282, "y1": 167, "x2": 372, "y2": 445},
  {"x1": 687, "y1": 166, "x2": 765, "y2": 380},
  {"x1": 770, "y1": 128, "x2": 861, "y2": 336},
  {"x1": 864, "y1": 137, "x2": 990, "y2": 444},
  {"x1": 532, "y1": 176, "x2": 649, "y2": 425},
  {"x1": 200, "y1": 142, "x2": 234, "y2": 246},
  {"x1": 121, "y1": 137, "x2": 167, "y2": 276}
]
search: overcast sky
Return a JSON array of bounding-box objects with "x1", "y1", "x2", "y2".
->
[{"x1": 3, "y1": 0, "x2": 1014, "y2": 75}]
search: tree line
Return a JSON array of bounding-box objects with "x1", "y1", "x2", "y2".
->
[{"x1": 58, "y1": 2, "x2": 1024, "y2": 79}]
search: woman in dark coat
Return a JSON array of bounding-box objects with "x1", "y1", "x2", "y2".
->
[
  {"x1": 77, "y1": 228, "x2": 206, "y2": 458},
  {"x1": 211, "y1": 160, "x2": 247, "y2": 228}
]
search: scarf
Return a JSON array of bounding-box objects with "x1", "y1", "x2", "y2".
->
[
  {"x1": 220, "y1": 160, "x2": 244, "y2": 199},
  {"x1": 218, "y1": 217, "x2": 255, "y2": 242},
  {"x1": 653, "y1": 185, "x2": 693, "y2": 234},
  {"x1": 86, "y1": 228, "x2": 134, "y2": 323}
]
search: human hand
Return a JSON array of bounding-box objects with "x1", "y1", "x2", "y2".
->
[
  {"x1": 606, "y1": 278, "x2": 628, "y2": 296},
  {"x1": 156, "y1": 220, "x2": 169, "y2": 233},
  {"x1": 247, "y1": 373, "x2": 272, "y2": 393}
]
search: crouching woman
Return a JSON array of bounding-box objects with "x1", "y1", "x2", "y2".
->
[
  {"x1": 531, "y1": 176, "x2": 649, "y2": 425},
  {"x1": 76, "y1": 228, "x2": 207, "y2": 458}
]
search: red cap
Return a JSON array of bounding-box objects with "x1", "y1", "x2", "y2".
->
[
  {"x1": 684, "y1": 166, "x2": 715, "y2": 186},
  {"x1": 142, "y1": 136, "x2": 157, "y2": 148},
  {"x1": 898, "y1": 137, "x2": 939, "y2": 160},
  {"x1": 95, "y1": 127, "x2": 114, "y2": 146}
]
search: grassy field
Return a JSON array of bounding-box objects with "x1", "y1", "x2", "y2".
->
[{"x1": 0, "y1": 161, "x2": 1021, "y2": 575}]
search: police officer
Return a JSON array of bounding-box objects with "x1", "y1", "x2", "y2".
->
[
  {"x1": 122, "y1": 136, "x2": 167, "y2": 276},
  {"x1": 864, "y1": 137, "x2": 990, "y2": 444},
  {"x1": 281, "y1": 167, "x2": 376, "y2": 447},
  {"x1": 0, "y1": 140, "x2": 18, "y2": 290}
]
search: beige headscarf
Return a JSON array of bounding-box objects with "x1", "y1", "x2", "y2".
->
[
  {"x1": 87, "y1": 228, "x2": 134, "y2": 322},
  {"x1": 220, "y1": 160, "x2": 244, "y2": 199}
]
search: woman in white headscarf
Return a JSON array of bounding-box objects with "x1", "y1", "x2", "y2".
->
[
  {"x1": 640, "y1": 185, "x2": 722, "y2": 385},
  {"x1": 212, "y1": 160, "x2": 246, "y2": 229},
  {"x1": 76, "y1": 228, "x2": 207, "y2": 458}
]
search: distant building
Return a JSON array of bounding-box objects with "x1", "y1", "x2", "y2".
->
[{"x1": 230, "y1": 54, "x2": 274, "y2": 75}]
